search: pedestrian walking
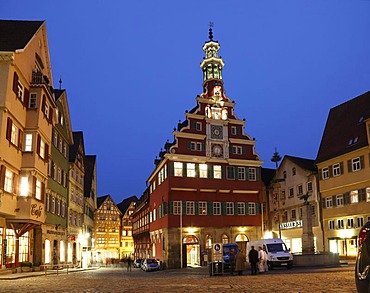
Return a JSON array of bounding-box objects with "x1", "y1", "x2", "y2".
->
[
  {"x1": 263, "y1": 245, "x2": 269, "y2": 272},
  {"x1": 127, "y1": 257, "x2": 132, "y2": 272},
  {"x1": 258, "y1": 246, "x2": 266, "y2": 273},
  {"x1": 229, "y1": 248, "x2": 236, "y2": 276},
  {"x1": 235, "y1": 249, "x2": 245, "y2": 275},
  {"x1": 248, "y1": 246, "x2": 259, "y2": 275}
]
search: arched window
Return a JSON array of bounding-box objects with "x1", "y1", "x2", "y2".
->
[
  {"x1": 221, "y1": 234, "x2": 229, "y2": 244},
  {"x1": 235, "y1": 234, "x2": 249, "y2": 242},
  {"x1": 292, "y1": 167, "x2": 296, "y2": 176}
]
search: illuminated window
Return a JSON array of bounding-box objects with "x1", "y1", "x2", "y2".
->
[
  {"x1": 347, "y1": 218, "x2": 354, "y2": 229},
  {"x1": 351, "y1": 190, "x2": 358, "y2": 204},
  {"x1": 214, "y1": 165, "x2": 221, "y2": 179},
  {"x1": 20, "y1": 177, "x2": 28, "y2": 196},
  {"x1": 35, "y1": 180, "x2": 41, "y2": 200},
  {"x1": 11, "y1": 124, "x2": 19, "y2": 146},
  {"x1": 60, "y1": 241, "x2": 65, "y2": 262},
  {"x1": 337, "y1": 219, "x2": 344, "y2": 229},
  {"x1": 357, "y1": 217, "x2": 364, "y2": 228},
  {"x1": 199, "y1": 164, "x2": 207, "y2": 178},
  {"x1": 45, "y1": 239, "x2": 51, "y2": 264},
  {"x1": 174, "y1": 162, "x2": 183, "y2": 177},
  {"x1": 205, "y1": 235, "x2": 212, "y2": 249},
  {"x1": 39, "y1": 139, "x2": 45, "y2": 159},
  {"x1": 4, "y1": 170, "x2": 14, "y2": 193},
  {"x1": 367, "y1": 188, "x2": 370, "y2": 202},
  {"x1": 198, "y1": 202, "x2": 207, "y2": 215},
  {"x1": 187, "y1": 163, "x2": 195, "y2": 177},
  {"x1": 24, "y1": 134, "x2": 33, "y2": 151}
]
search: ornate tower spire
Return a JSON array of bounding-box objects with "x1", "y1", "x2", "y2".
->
[{"x1": 200, "y1": 23, "x2": 225, "y2": 85}]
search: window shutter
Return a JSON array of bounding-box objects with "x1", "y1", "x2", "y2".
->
[
  {"x1": 344, "y1": 192, "x2": 350, "y2": 205},
  {"x1": 359, "y1": 189, "x2": 366, "y2": 202},
  {"x1": 360, "y1": 156, "x2": 364, "y2": 169},
  {"x1": 340, "y1": 162, "x2": 344, "y2": 175},
  {"x1": 41, "y1": 95, "x2": 46, "y2": 114},
  {"x1": 163, "y1": 201, "x2": 168, "y2": 215},
  {"x1": 191, "y1": 120, "x2": 195, "y2": 129},
  {"x1": 45, "y1": 143, "x2": 49, "y2": 161},
  {"x1": 246, "y1": 167, "x2": 250, "y2": 181},
  {"x1": 169, "y1": 162, "x2": 174, "y2": 176},
  {"x1": 0, "y1": 165, "x2": 5, "y2": 189},
  {"x1": 207, "y1": 202, "x2": 213, "y2": 215},
  {"x1": 221, "y1": 202, "x2": 226, "y2": 215},
  {"x1": 318, "y1": 169, "x2": 322, "y2": 180},
  {"x1": 245, "y1": 202, "x2": 249, "y2": 215},
  {"x1": 255, "y1": 203, "x2": 260, "y2": 214},
  {"x1": 6, "y1": 117, "x2": 12, "y2": 141},
  {"x1": 195, "y1": 164, "x2": 199, "y2": 177},
  {"x1": 242, "y1": 146, "x2": 246, "y2": 155},
  {"x1": 322, "y1": 198, "x2": 326, "y2": 209},
  {"x1": 13, "y1": 173, "x2": 18, "y2": 195},
  {"x1": 332, "y1": 195, "x2": 336, "y2": 207},
  {"x1": 202, "y1": 142, "x2": 206, "y2": 151},
  {"x1": 18, "y1": 129, "x2": 23, "y2": 150},
  {"x1": 256, "y1": 168, "x2": 261, "y2": 181},
  {"x1": 182, "y1": 163, "x2": 187, "y2": 177},
  {"x1": 36, "y1": 134, "x2": 41, "y2": 155},
  {"x1": 234, "y1": 202, "x2": 239, "y2": 215},
  {"x1": 170, "y1": 201, "x2": 174, "y2": 214},
  {"x1": 229, "y1": 146, "x2": 233, "y2": 154},
  {"x1": 182, "y1": 201, "x2": 186, "y2": 215},
  {"x1": 32, "y1": 176, "x2": 36, "y2": 197},
  {"x1": 328, "y1": 165, "x2": 333, "y2": 177},
  {"x1": 49, "y1": 108, "x2": 53, "y2": 124},
  {"x1": 236, "y1": 127, "x2": 241, "y2": 135},
  {"x1": 13, "y1": 72, "x2": 18, "y2": 94},
  {"x1": 187, "y1": 141, "x2": 191, "y2": 150},
  {"x1": 24, "y1": 88, "x2": 29, "y2": 107},
  {"x1": 208, "y1": 165, "x2": 213, "y2": 178},
  {"x1": 41, "y1": 182, "x2": 45, "y2": 201},
  {"x1": 347, "y1": 160, "x2": 352, "y2": 173}
]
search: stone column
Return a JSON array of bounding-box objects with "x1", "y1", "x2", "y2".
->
[{"x1": 302, "y1": 204, "x2": 315, "y2": 254}]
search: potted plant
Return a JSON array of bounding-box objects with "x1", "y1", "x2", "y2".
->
[
  {"x1": 32, "y1": 261, "x2": 41, "y2": 272},
  {"x1": 20, "y1": 261, "x2": 33, "y2": 272}
]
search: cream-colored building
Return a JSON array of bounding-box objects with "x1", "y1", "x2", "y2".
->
[
  {"x1": 268, "y1": 155, "x2": 323, "y2": 253},
  {"x1": 117, "y1": 196, "x2": 137, "y2": 259},
  {"x1": 316, "y1": 91, "x2": 370, "y2": 257},
  {"x1": 0, "y1": 20, "x2": 56, "y2": 268}
]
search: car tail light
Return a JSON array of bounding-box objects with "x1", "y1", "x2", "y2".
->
[{"x1": 358, "y1": 227, "x2": 369, "y2": 246}]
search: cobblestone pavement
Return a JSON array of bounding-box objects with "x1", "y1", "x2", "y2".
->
[{"x1": 0, "y1": 265, "x2": 357, "y2": 292}]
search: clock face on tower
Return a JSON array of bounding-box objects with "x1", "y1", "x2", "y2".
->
[
  {"x1": 212, "y1": 144, "x2": 223, "y2": 158},
  {"x1": 210, "y1": 125, "x2": 223, "y2": 139}
]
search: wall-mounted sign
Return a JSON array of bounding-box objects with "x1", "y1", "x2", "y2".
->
[
  {"x1": 280, "y1": 220, "x2": 303, "y2": 230},
  {"x1": 30, "y1": 204, "x2": 42, "y2": 218}
]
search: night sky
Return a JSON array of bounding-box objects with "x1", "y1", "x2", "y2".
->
[{"x1": 2, "y1": 0, "x2": 370, "y2": 203}]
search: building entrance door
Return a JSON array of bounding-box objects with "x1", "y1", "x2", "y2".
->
[{"x1": 183, "y1": 235, "x2": 200, "y2": 267}]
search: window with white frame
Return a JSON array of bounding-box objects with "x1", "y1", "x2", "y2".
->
[
  {"x1": 333, "y1": 163, "x2": 341, "y2": 176},
  {"x1": 11, "y1": 123, "x2": 19, "y2": 146},
  {"x1": 231, "y1": 126, "x2": 237, "y2": 135},
  {"x1": 289, "y1": 188, "x2": 294, "y2": 197},
  {"x1": 322, "y1": 167, "x2": 329, "y2": 179},
  {"x1": 213, "y1": 202, "x2": 221, "y2": 215},
  {"x1": 195, "y1": 122, "x2": 201, "y2": 131},
  {"x1": 347, "y1": 218, "x2": 354, "y2": 229},
  {"x1": 4, "y1": 170, "x2": 14, "y2": 193},
  {"x1": 238, "y1": 167, "x2": 246, "y2": 180},
  {"x1": 174, "y1": 162, "x2": 183, "y2": 177},
  {"x1": 17, "y1": 81, "x2": 24, "y2": 101},
  {"x1": 248, "y1": 168, "x2": 256, "y2": 181},
  {"x1": 351, "y1": 190, "x2": 359, "y2": 204},
  {"x1": 24, "y1": 134, "x2": 33, "y2": 152},
  {"x1": 337, "y1": 219, "x2": 344, "y2": 229},
  {"x1": 199, "y1": 164, "x2": 207, "y2": 178},
  {"x1": 232, "y1": 146, "x2": 243, "y2": 154},
  {"x1": 336, "y1": 194, "x2": 344, "y2": 206},
  {"x1": 187, "y1": 163, "x2": 196, "y2": 177},
  {"x1": 325, "y1": 197, "x2": 333, "y2": 208},
  {"x1": 226, "y1": 202, "x2": 234, "y2": 215},
  {"x1": 328, "y1": 220, "x2": 335, "y2": 230},
  {"x1": 237, "y1": 202, "x2": 245, "y2": 215},
  {"x1": 311, "y1": 205, "x2": 316, "y2": 215},
  {"x1": 40, "y1": 139, "x2": 46, "y2": 159},
  {"x1": 196, "y1": 142, "x2": 202, "y2": 151},
  {"x1": 198, "y1": 202, "x2": 207, "y2": 215},
  {"x1": 214, "y1": 165, "x2": 221, "y2": 179},
  {"x1": 352, "y1": 157, "x2": 361, "y2": 172},
  {"x1": 307, "y1": 181, "x2": 313, "y2": 192},
  {"x1": 297, "y1": 185, "x2": 303, "y2": 195},
  {"x1": 173, "y1": 201, "x2": 181, "y2": 215},
  {"x1": 29, "y1": 93, "x2": 37, "y2": 108},
  {"x1": 248, "y1": 203, "x2": 256, "y2": 215},
  {"x1": 186, "y1": 201, "x2": 194, "y2": 215},
  {"x1": 357, "y1": 217, "x2": 364, "y2": 228}
]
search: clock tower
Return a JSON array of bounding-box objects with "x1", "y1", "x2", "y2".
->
[{"x1": 139, "y1": 26, "x2": 264, "y2": 269}]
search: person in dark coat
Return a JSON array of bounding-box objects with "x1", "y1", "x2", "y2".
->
[
  {"x1": 248, "y1": 245, "x2": 259, "y2": 275},
  {"x1": 229, "y1": 248, "x2": 236, "y2": 275}
]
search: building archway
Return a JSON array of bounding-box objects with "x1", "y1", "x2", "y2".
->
[
  {"x1": 235, "y1": 234, "x2": 249, "y2": 253},
  {"x1": 183, "y1": 235, "x2": 200, "y2": 267}
]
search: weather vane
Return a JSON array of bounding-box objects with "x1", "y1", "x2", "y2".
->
[{"x1": 209, "y1": 22, "x2": 214, "y2": 41}]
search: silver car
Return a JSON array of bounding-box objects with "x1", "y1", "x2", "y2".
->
[{"x1": 141, "y1": 258, "x2": 159, "y2": 272}]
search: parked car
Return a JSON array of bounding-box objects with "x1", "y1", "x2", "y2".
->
[
  {"x1": 133, "y1": 259, "x2": 142, "y2": 268},
  {"x1": 355, "y1": 220, "x2": 370, "y2": 293},
  {"x1": 141, "y1": 258, "x2": 159, "y2": 272}
]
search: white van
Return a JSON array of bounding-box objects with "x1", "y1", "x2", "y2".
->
[{"x1": 247, "y1": 238, "x2": 293, "y2": 269}]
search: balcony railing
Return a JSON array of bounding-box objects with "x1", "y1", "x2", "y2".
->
[{"x1": 31, "y1": 71, "x2": 53, "y2": 96}]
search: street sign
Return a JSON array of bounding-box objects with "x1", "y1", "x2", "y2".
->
[{"x1": 212, "y1": 243, "x2": 223, "y2": 262}]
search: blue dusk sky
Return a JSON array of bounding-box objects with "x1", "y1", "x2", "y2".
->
[{"x1": 2, "y1": 1, "x2": 370, "y2": 203}]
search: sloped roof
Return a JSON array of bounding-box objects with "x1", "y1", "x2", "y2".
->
[
  {"x1": 97, "y1": 195, "x2": 109, "y2": 209},
  {"x1": 69, "y1": 131, "x2": 84, "y2": 162},
  {"x1": 284, "y1": 155, "x2": 316, "y2": 172},
  {"x1": 316, "y1": 91, "x2": 370, "y2": 163},
  {"x1": 54, "y1": 89, "x2": 65, "y2": 101},
  {"x1": 0, "y1": 20, "x2": 44, "y2": 51},
  {"x1": 117, "y1": 196, "x2": 138, "y2": 215},
  {"x1": 261, "y1": 167, "x2": 275, "y2": 187},
  {"x1": 84, "y1": 155, "x2": 96, "y2": 198}
]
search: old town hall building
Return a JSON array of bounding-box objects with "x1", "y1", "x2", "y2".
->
[{"x1": 133, "y1": 28, "x2": 264, "y2": 269}]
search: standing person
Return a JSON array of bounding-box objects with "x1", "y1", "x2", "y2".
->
[
  {"x1": 235, "y1": 249, "x2": 245, "y2": 275},
  {"x1": 248, "y1": 246, "x2": 259, "y2": 275},
  {"x1": 127, "y1": 257, "x2": 132, "y2": 272},
  {"x1": 258, "y1": 246, "x2": 266, "y2": 273},
  {"x1": 263, "y1": 245, "x2": 269, "y2": 272},
  {"x1": 229, "y1": 248, "x2": 236, "y2": 276}
]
